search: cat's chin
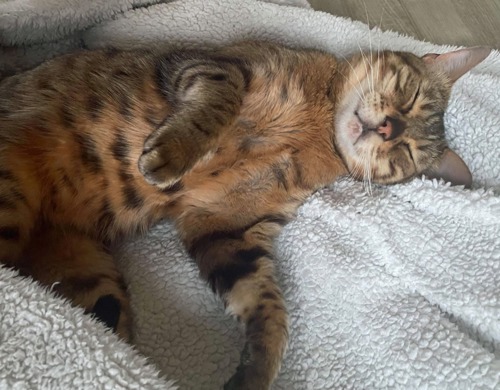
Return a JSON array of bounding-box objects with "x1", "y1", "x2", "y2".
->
[{"x1": 354, "y1": 130, "x2": 384, "y2": 148}]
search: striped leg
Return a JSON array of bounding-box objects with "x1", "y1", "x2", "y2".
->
[
  {"x1": 138, "y1": 51, "x2": 249, "y2": 187},
  {"x1": 22, "y1": 227, "x2": 133, "y2": 341},
  {"x1": 184, "y1": 216, "x2": 289, "y2": 390}
]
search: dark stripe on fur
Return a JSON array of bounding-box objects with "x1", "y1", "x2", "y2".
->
[
  {"x1": 105, "y1": 47, "x2": 120, "y2": 58},
  {"x1": 0, "y1": 226, "x2": 20, "y2": 241},
  {"x1": 65, "y1": 276, "x2": 101, "y2": 292},
  {"x1": 208, "y1": 73, "x2": 228, "y2": 82},
  {"x1": 236, "y1": 246, "x2": 270, "y2": 263},
  {"x1": 192, "y1": 120, "x2": 210, "y2": 136},
  {"x1": 97, "y1": 200, "x2": 115, "y2": 233},
  {"x1": 291, "y1": 156, "x2": 305, "y2": 187},
  {"x1": 5, "y1": 188, "x2": 25, "y2": 205},
  {"x1": 144, "y1": 107, "x2": 160, "y2": 127},
  {"x1": 420, "y1": 102, "x2": 437, "y2": 112},
  {"x1": 91, "y1": 295, "x2": 121, "y2": 332},
  {"x1": 281, "y1": 84, "x2": 288, "y2": 101},
  {"x1": 246, "y1": 311, "x2": 266, "y2": 334},
  {"x1": 88, "y1": 94, "x2": 104, "y2": 120},
  {"x1": 161, "y1": 180, "x2": 184, "y2": 194},
  {"x1": 172, "y1": 60, "x2": 212, "y2": 92},
  {"x1": 394, "y1": 70, "x2": 401, "y2": 92},
  {"x1": 74, "y1": 133, "x2": 103, "y2": 174},
  {"x1": 210, "y1": 56, "x2": 252, "y2": 88},
  {"x1": 155, "y1": 53, "x2": 207, "y2": 101},
  {"x1": 122, "y1": 184, "x2": 144, "y2": 209},
  {"x1": 182, "y1": 71, "x2": 226, "y2": 93},
  {"x1": 188, "y1": 215, "x2": 287, "y2": 259},
  {"x1": 60, "y1": 105, "x2": 75, "y2": 129},
  {"x1": 0, "y1": 170, "x2": 16, "y2": 181},
  {"x1": 112, "y1": 132, "x2": 130, "y2": 161},
  {"x1": 0, "y1": 194, "x2": 16, "y2": 209},
  {"x1": 389, "y1": 161, "x2": 396, "y2": 176},
  {"x1": 56, "y1": 168, "x2": 78, "y2": 195},
  {"x1": 119, "y1": 168, "x2": 134, "y2": 182},
  {"x1": 260, "y1": 291, "x2": 279, "y2": 301},
  {"x1": 271, "y1": 163, "x2": 288, "y2": 190},
  {"x1": 119, "y1": 94, "x2": 133, "y2": 120},
  {"x1": 188, "y1": 229, "x2": 242, "y2": 258},
  {"x1": 208, "y1": 262, "x2": 258, "y2": 294},
  {"x1": 212, "y1": 103, "x2": 227, "y2": 113},
  {"x1": 238, "y1": 137, "x2": 257, "y2": 153}
]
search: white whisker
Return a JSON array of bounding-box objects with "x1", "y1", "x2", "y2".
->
[
  {"x1": 337, "y1": 67, "x2": 364, "y2": 102},
  {"x1": 338, "y1": 53, "x2": 366, "y2": 101},
  {"x1": 365, "y1": 152, "x2": 373, "y2": 196},
  {"x1": 376, "y1": 3, "x2": 386, "y2": 84},
  {"x1": 362, "y1": 1, "x2": 376, "y2": 97},
  {"x1": 357, "y1": 43, "x2": 373, "y2": 97}
]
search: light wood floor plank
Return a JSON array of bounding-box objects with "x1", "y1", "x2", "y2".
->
[{"x1": 309, "y1": 0, "x2": 500, "y2": 49}]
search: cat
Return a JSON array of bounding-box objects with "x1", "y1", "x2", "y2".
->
[{"x1": 0, "y1": 40, "x2": 489, "y2": 389}]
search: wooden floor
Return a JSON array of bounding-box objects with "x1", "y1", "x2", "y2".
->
[{"x1": 309, "y1": 0, "x2": 500, "y2": 49}]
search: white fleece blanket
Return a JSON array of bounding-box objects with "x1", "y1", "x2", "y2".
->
[{"x1": 1, "y1": 0, "x2": 500, "y2": 389}]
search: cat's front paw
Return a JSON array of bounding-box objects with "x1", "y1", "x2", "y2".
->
[
  {"x1": 138, "y1": 145, "x2": 184, "y2": 187},
  {"x1": 138, "y1": 126, "x2": 197, "y2": 187}
]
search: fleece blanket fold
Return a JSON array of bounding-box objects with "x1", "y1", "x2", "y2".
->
[{"x1": 1, "y1": 0, "x2": 499, "y2": 389}]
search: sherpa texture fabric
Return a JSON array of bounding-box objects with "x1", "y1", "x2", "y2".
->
[{"x1": 1, "y1": 0, "x2": 499, "y2": 389}]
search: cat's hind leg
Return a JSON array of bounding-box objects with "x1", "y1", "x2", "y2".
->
[
  {"x1": 181, "y1": 214, "x2": 290, "y2": 390},
  {"x1": 21, "y1": 227, "x2": 133, "y2": 341}
]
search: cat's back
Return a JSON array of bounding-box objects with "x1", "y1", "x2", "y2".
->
[{"x1": 0, "y1": 48, "x2": 167, "y2": 137}]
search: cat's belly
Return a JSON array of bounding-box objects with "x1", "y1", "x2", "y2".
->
[{"x1": 159, "y1": 119, "x2": 316, "y2": 232}]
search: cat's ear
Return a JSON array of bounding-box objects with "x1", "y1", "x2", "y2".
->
[
  {"x1": 422, "y1": 47, "x2": 491, "y2": 83},
  {"x1": 424, "y1": 148, "x2": 472, "y2": 188}
]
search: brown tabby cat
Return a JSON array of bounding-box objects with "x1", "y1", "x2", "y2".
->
[{"x1": 0, "y1": 40, "x2": 489, "y2": 389}]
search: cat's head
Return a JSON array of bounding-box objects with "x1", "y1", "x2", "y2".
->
[{"x1": 334, "y1": 46, "x2": 490, "y2": 188}]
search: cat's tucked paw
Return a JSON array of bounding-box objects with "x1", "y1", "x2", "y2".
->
[
  {"x1": 139, "y1": 115, "x2": 220, "y2": 187},
  {"x1": 138, "y1": 125, "x2": 200, "y2": 187},
  {"x1": 138, "y1": 145, "x2": 186, "y2": 187}
]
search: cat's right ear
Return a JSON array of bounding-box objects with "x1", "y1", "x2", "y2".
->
[
  {"x1": 424, "y1": 148, "x2": 472, "y2": 188},
  {"x1": 422, "y1": 47, "x2": 491, "y2": 83}
]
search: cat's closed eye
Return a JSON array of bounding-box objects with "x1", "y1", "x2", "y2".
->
[{"x1": 400, "y1": 85, "x2": 420, "y2": 114}]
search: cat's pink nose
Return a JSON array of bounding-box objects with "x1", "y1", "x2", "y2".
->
[{"x1": 377, "y1": 118, "x2": 393, "y2": 140}]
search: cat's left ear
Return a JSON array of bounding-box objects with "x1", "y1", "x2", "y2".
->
[
  {"x1": 422, "y1": 46, "x2": 491, "y2": 83},
  {"x1": 424, "y1": 148, "x2": 472, "y2": 188}
]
